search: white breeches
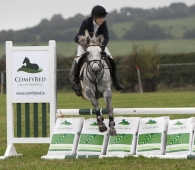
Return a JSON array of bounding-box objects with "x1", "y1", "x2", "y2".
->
[{"x1": 75, "y1": 44, "x2": 113, "y2": 62}]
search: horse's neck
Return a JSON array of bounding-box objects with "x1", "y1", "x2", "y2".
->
[{"x1": 25, "y1": 60, "x2": 30, "y2": 65}]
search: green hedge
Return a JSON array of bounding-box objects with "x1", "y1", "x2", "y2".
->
[
  {"x1": 0, "y1": 52, "x2": 195, "y2": 92},
  {"x1": 158, "y1": 53, "x2": 195, "y2": 88},
  {"x1": 56, "y1": 52, "x2": 195, "y2": 91}
]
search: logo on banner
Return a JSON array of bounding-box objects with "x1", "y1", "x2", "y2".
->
[
  {"x1": 146, "y1": 119, "x2": 157, "y2": 124},
  {"x1": 90, "y1": 122, "x2": 98, "y2": 126},
  {"x1": 119, "y1": 119, "x2": 130, "y2": 125},
  {"x1": 17, "y1": 57, "x2": 43, "y2": 73},
  {"x1": 174, "y1": 121, "x2": 183, "y2": 125},
  {"x1": 61, "y1": 120, "x2": 72, "y2": 125}
]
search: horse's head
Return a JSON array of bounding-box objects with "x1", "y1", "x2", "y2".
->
[
  {"x1": 23, "y1": 57, "x2": 29, "y2": 64},
  {"x1": 79, "y1": 31, "x2": 104, "y2": 75},
  {"x1": 87, "y1": 45, "x2": 102, "y2": 75}
]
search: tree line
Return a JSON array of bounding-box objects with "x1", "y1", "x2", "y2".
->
[{"x1": 0, "y1": 2, "x2": 195, "y2": 43}]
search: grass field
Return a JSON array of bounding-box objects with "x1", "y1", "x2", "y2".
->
[
  {"x1": 1, "y1": 91, "x2": 195, "y2": 169},
  {"x1": 0, "y1": 39, "x2": 195, "y2": 59}
]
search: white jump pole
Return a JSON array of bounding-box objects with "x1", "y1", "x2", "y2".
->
[{"x1": 56, "y1": 108, "x2": 195, "y2": 117}]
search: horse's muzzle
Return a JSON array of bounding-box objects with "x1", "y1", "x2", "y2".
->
[
  {"x1": 92, "y1": 68, "x2": 99, "y2": 75},
  {"x1": 92, "y1": 63, "x2": 100, "y2": 75}
]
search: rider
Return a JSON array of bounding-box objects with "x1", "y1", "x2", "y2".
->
[{"x1": 72, "y1": 5, "x2": 125, "y2": 96}]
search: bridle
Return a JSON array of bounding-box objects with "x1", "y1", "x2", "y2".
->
[
  {"x1": 85, "y1": 45, "x2": 106, "y2": 97},
  {"x1": 86, "y1": 59, "x2": 104, "y2": 83}
]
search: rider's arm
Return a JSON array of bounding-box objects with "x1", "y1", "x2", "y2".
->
[
  {"x1": 99, "y1": 21, "x2": 109, "y2": 52},
  {"x1": 74, "y1": 20, "x2": 88, "y2": 44}
]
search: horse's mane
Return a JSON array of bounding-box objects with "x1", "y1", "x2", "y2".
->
[{"x1": 78, "y1": 30, "x2": 104, "y2": 50}]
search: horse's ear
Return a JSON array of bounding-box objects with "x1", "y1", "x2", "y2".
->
[
  {"x1": 86, "y1": 35, "x2": 91, "y2": 45},
  {"x1": 78, "y1": 35, "x2": 86, "y2": 44},
  {"x1": 94, "y1": 35, "x2": 104, "y2": 46},
  {"x1": 85, "y1": 30, "x2": 89, "y2": 36},
  {"x1": 98, "y1": 37, "x2": 102, "y2": 45},
  {"x1": 92, "y1": 32, "x2": 96, "y2": 39},
  {"x1": 99, "y1": 35, "x2": 104, "y2": 44},
  {"x1": 78, "y1": 35, "x2": 88, "y2": 50}
]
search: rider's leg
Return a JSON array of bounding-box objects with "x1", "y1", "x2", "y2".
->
[
  {"x1": 109, "y1": 58, "x2": 125, "y2": 91},
  {"x1": 72, "y1": 45, "x2": 85, "y2": 96},
  {"x1": 104, "y1": 47, "x2": 125, "y2": 91},
  {"x1": 72, "y1": 58, "x2": 82, "y2": 96},
  {"x1": 72, "y1": 45, "x2": 90, "y2": 96}
]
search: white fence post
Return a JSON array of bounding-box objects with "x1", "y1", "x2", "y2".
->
[
  {"x1": 135, "y1": 65, "x2": 143, "y2": 93},
  {"x1": 0, "y1": 71, "x2": 4, "y2": 94}
]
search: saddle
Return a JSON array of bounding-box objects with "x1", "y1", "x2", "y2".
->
[{"x1": 78, "y1": 54, "x2": 87, "y2": 80}]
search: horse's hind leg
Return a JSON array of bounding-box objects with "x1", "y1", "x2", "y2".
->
[
  {"x1": 86, "y1": 89, "x2": 107, "y2": 132},
  {"x1": 103, "y1": 90, "x2": 116, "y2": 136}
]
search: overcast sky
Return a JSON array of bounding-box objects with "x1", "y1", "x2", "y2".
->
[{"x1": 1, "y1": 0, "x2": 194, "y2": 31}]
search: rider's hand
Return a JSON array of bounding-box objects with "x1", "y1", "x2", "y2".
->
[
  {"x1": 100, "y1": 51, "x2": 106, "y2": 55},
  {"x1": 101, "y1": 46, "x2": 105, "y2": 52}
]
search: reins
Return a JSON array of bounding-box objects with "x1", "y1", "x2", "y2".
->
[
  {"x1": 86, "y1": 58, "x2": 104, "y2": 84},
  {"x1": 83, "y1": 44, "x2": 110, "y2": 98},
  {"x1": 85, "y1": 51, "x2": 106, "y2": 99}
]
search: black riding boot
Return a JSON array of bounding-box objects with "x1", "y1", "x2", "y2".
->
[
  {"x1": 106, "y1": 57, "x2": 125, "y2": 91},
  {"x1": 112, "y1": 71, "x2": 125, "y2": 91},
  {"x1": 72, "y1": 62, "x2": 82, "y2": 96}
]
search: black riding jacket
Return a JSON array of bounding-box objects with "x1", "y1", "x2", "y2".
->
[{"x1": 74, "y1": 17, "x2": 109, "y2": 51}]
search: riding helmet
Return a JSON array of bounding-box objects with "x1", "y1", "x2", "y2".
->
[{"x1": 91, "y1": 5, "x2": 108, "y2": 17}]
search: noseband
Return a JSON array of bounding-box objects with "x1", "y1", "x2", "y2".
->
[
  {"x1": 86, "y1": 45, "x2": 104, "y2": 74},
  {"x1": 86, "y1": 59, "x2": 103, "y2": 74}
]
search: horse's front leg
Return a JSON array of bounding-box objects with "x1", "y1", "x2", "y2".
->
[
  {"x1": 103, "y1": 89, "x2": 116, "y2": 136},
  {"x1": 86, "y1": 89, "x2": 107, "y2": 132}
]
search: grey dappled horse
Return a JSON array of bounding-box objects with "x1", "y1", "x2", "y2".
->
[{"x1": 74, "y1": 31, "x2": 116, "y2": 136}]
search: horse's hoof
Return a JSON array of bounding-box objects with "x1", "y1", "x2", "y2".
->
[
  {"x1": 109, "y1": 129, "x2": 117, "y2": 136},
  {"x1": 74, "y1": 90, "x2": 82, "y2": 97},
  {"x1": 97, "y1": 115, "x2": 107, "y2": 132},
  {"x1": 99, "y1": 125, "x2": 107, "y2": 132},
  {"x1": 108, "y1": 121, "x2": 116, "y2": 135}
]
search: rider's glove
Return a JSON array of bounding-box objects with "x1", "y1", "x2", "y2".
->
[
  {"x1": 100, "y1": 51, "x2": 106, "y2": 55},
  {"x1": 101, "y1": 46, "x2": 105, "y2": 52}
]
